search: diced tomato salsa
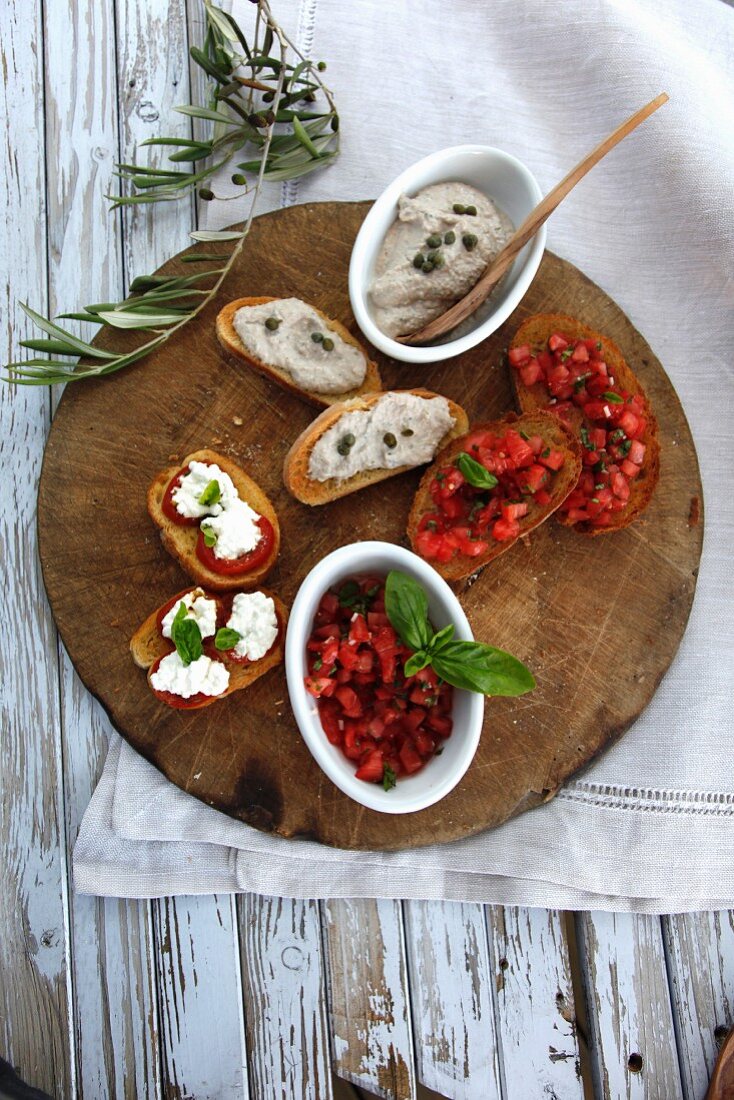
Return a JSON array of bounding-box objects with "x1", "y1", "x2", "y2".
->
[
  {"x1": 304, "y1": 576, "x2": 453, "y2": 788},
  {"x1": 509, "y1": 334, "x2": 649, "y2": 528},
  {"x1": 414, "y1": 427, "x2": 569, "y2": 565}
]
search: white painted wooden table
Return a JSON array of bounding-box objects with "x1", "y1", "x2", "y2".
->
[{"x1": 2, "y1": 3, "x2": 733, "y2": 1098}]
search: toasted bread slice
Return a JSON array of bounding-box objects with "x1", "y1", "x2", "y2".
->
[
  {"x1": 147, "y1": 448, "x2": 280, "y2": 591},
  {"x1": 408, "y1": 411, "x2": 582, "y2": 581},
  {"x1": 283, "y1": 389, "x2": 470, "y2": 505},
  {"x1": 130, "y1": 586, "x2": 287, "y2": 710},
  {"x1": 216, "y1": 296, "x2": 382, "y2": 408},
  {"x1": 509, "y1": 313, "x2": 660, "y2": 536}
]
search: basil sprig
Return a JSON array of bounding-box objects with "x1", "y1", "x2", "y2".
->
[
  {"x1": 170, "y1": 602, "x2": 203, "y2": 666},
  {"x1": 385, "y1": 571, "x2": 535, "y2": 697},
  {"x1": 215, "y1": 627, "x2": 242, "y2": 651},
  {"x1": 455, "y1": 451, "x2": 498, "y2": 490},
  {"x1": 198, "y1": 478, "x2": 222, "y2": 506},
  {"x1": 201, "y1": 522, "x2": 217, "y2": 548}
]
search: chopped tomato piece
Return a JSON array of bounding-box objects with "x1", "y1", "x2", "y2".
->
[
  {"x1": 355, "y1": 750, "x2": 385, "y2": 783},
  {"x1": 508, "y1": 344, "x2": 532, "y2": 365}
]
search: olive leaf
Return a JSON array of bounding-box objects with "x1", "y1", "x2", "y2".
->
[{"x1": 5, "y1": 1, "x2": 340, "y2": 387}]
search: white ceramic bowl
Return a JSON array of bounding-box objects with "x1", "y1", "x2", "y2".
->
[
  {"x1": 285, "y1": 542, "x2": 484, "y2": 814},
  {"x1": 349, "y1": 144, "x2": 545, "y2": 364}
]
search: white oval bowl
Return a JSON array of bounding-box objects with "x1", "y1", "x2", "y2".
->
[
  {"x1": 285, "y1": 542, "x2": 484, "y2": 814},
  {"x1": 348, "y1": 144, "x2": 545, "y2": 364}
]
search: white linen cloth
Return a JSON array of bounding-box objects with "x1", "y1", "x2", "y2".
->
[{"x1": 74, "y1": 0, "x2": 734, "y2": 911}]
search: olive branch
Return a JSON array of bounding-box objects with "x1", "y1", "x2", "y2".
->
[{"x1": 6, "y1": 0, "x2": 339, "y2": 386}]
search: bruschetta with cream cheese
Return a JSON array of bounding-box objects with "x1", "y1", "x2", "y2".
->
[
  {"x1": 147, "y1": 449, "x2": 280, "y2": 591},
  {"x1": 282, "y1": 389, "x2": 469, "y2": 505},
  {"x1": 508, "y1": 314, "x2": 660, "y2": 535},
  {"x1": 216, "y1": 295, "x2": 382, "y2": 408},
  {"x1": 408, "y1": 411, "x2": 582, "y2": 581},
  {"x1": 131, "y1": 585, "x2": 286, "y2": 709}
]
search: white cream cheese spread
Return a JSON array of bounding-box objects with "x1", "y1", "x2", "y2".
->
[
  {"x1": 232, "y1": 298, "x2": 367, "y2": 395},
  {"x1": 307, "y1": 392, "x2": 454, "y2": 482},
  {"x1": 203, "y1": 498, "x2": 263, "y2": 561},
  {"x1": 150, "y1": 652, "x2": 230, "y2": 699},
  {"x1": 160, "y1": 588, "x2": 217, "y2": 641},
  {"x1": 226, "y1": 591, "x2": 279, "y2": 660},
  {"x1": 172, "y1": 461, "x2": 238, "y2": 519},
  {"x1": 370, "y1": 181, "x2": 513, "y2": 338}
]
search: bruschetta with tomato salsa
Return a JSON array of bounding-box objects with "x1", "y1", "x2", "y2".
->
[
  {"x1": 408, "y1": 411, "x2": 582, "y2": 581},
  {"x1": 131, "y1": 585, "x2": 286, "y2": 710},
  {"x1": 147, "y1": 448, "x2": 280, "y2": 591},
  {"x1": 508, "y1": 314, "x2": 660, "y2": 535},
  {"x1": 283, "y1": 389, "x2": 469, "y2": 505}
]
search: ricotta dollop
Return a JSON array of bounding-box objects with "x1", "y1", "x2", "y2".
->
[
  {"x1": 160, "y1": 588, "x2": 218, "y2": 641},
  {"x1": 226, "y1": 591, "x2": 279, "y2": 660},
  {"x1": 172, "y1": 461, "x2": 238, "y2": 519},
  {"x1": 307, "y1": 392, "x2": 454, "y2": 483},
  {"x1": 370, "y1": 181, "x2": 513, "y2": 338},
  {"x1": 172, "y1": 460, "x2": 263, "y2": 561},
  {"x1": 203, "y1": 498, "x2": 263, "y2": 561},
  {"x1": 150, "y1": 652, "x2": 230, "y2": 699},
  {"x1": 233, "y1": 298, "x2": 367, "y2": 395}
]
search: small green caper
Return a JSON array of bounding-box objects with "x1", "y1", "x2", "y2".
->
[
  {"x1": 322, "y1": 337, "x2": 334, "y2": 351},
  {"x1": 433, "y1": 252, "x2": 445, "y2": 268},
  {"x1": 462, "y1": 233, "x2": 478, "y2": 251},
  {"x1": 342, "y1": 433, "x2": 356, "y2": 446},
  {"x1": 427, "y1": 250, "x2": 439, "y2": 263},
  {"x1": 452, "y1": 203, "x2": 466, "y2": 215},
  {"x1": 265, "y1": 316, "x2": 281, "y2": 331},
  {"x1": 337, "y1": 441, "x2": 350, "y2": 456},
  {"x1": 383, "y1": 432, "x2": 397, "y2": 448},
  {"x1": 311, "y1": 331, "x2": 324, "y2": 343},
  {"x1": 465, "y1": 204, "x2": 477, "y2": 216},
  {"x1": 413, "y1": 252, "x2": 425, "y2": 269},
  {"x1": 426, "y1": 233, "x2": 442, "y2": 249},
  {"x1": 401, "y1": 428, "x2": 414, "y2": 437},
  {"x1": 444, "y1": 230, "x2": 456, "y2": 245},
  {"x1": 421, "y1": 260, "x2": 434, "y2": 273}
]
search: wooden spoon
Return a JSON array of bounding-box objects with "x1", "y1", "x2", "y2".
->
[{"x1": 397, "y1": 92, "x2": 669, "y2": 345}]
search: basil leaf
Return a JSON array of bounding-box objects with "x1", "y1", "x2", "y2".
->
[
  {"x1": 404, "y1": 649, "x2": 432, "y2": 677},
  {"x1": 382, "y1": 764, "x2": 397, "y2": 792},
  {"x1": 198, "y1": 478, "x2": 222, "y2": 506},
  {"x1": 427, "y1": 622, "x2": 455, "y2": 654},
  {"x1": 455, "y1": 451, "x2": 498, "y2": 490},
  {"x1": 215, "y1": 627, "x2": 242, "y2": 651},
  {"x1": 431, "y1": 641, "x2": 535, "y2": 697},
  {"x1": 201, "y1": 523, "x2": 217, "y2": 548},
  {"x1": 170, "y1": 603, "x2": 203, "y2": 666},
  {"x1": 602, "y1": 392, "x2": 623, "y2": 404},
  {"x1": 385, "y1": 570, "x2": 431, "y2": 651}
]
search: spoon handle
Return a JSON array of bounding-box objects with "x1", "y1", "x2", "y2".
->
[{"x1": 400, "y1": 92, "x2": 669, "y2": 345}]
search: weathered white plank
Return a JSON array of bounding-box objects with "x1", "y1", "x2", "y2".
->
[
  {"x1": 156, "y1": 893, "x2": 249, "y2": 1098},
  {"x1": 488, "y1": 906, "x2": 584, "y2": 1100},
  {"x1": 42, "y1": 0, "x2": 163, "y2": 1094},
  {"x1": 321, "y1": 899, "x2": 417, "y2": 1100},
  {"x1": 239, "y1": 895, "x2": 333, "y2": 1099},
  {"x1": 403, "y1": 900, "x2": 501, "y2": 1099},
  {"x1": 0, "y1": 1, "x2": 75, "y2": 1096},
  {"x1": 114, "y1": 5, "x2": 250, "y2": 1097},
  {"x1": 663, "y1": 910, "x2": 734, "y2": 1100},
  {"x1": 577, "y1": 911, "x2": 683, "y2": 1099},
  {"x1": 116, "y1": 0, "x2": 195, "y2": 279}
]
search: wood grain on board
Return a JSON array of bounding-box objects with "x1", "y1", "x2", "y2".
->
[{"x1": 37, "y1": 201, "x2": 703, "y2": 851}]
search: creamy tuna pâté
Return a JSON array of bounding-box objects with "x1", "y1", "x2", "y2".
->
[
  {"x1": 233, "y1": 298, "x2": 367, "y2": 395},
  {"x1": 370, "y1": 182, "x2": 513, "y2": 338}
]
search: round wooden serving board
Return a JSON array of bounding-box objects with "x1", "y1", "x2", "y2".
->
[{"x1": 38, "y1": 201, "x2": 703, "y2": 851}]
